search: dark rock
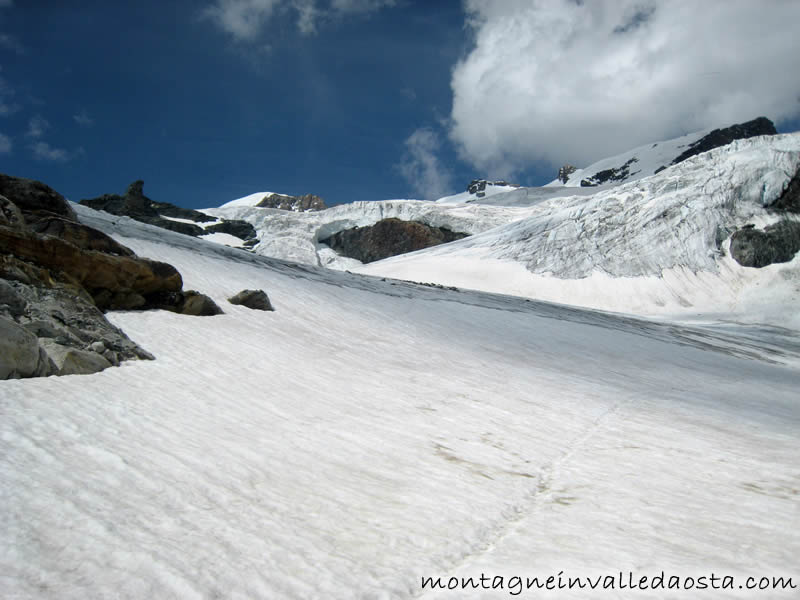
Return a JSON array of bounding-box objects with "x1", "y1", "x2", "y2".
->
[
  {"x1": 144, "y1": 217, "x2": 204, "y2": 237},
  {"x1": 730, "y1": 220, "x2": 800, "y2": 267},
  {"x1": 670, "y1": 117, "x2": 777, "y2": 167},
  {"x1": 150, "y1": 201, "x2": 216, "y2": 223},
  {"x1": 204, "y1": 219, "x2": 257, "y2": 240},
  {"x1": 0, "y1": 173, "x2": 77, "y2": 225},
  {"x1": 177, "y1": 291, "x2": 224, "y2": 316},
  {"x1": 581, "y1": 158, "x2": 639, "y2": 187},
  {"x1": 0, "y1": 226, "x2": 183, "y2": 309},
  {"x1": 0, "y1": 195, "x2": 26, "y2": 230},
  {"x1": 467, "y1": 180, "x2": 519, "y2": 195},
  {"x1": 80, "y1": 180, "x2": 205, "y2": 237},
  {"x1": 0, "y1": 278, "x2": 27, "y2": 317},
  {"x1": 145, "y1": 290, "x2": 223, "y2": 316},
  {"x1": 27, "y1": 217, "x2": 135, "y2": 256},
  {"x1": 255, "y1": 193, "x2": 327, "y2": 212},
  {"x1": 228, "y1": 289, "x2": 274, "y2": 311},
  {"x1": 558, "y1": 165, "x2": 577, "y2": 184},
  {"x1": 0, "y1": 315, "x2": 54, "y2": 379},
  {"x1": 38, "y1": 339, "x2": 112, "y2": 376},
  {"x1": 11, "y1": 281, "x2": 155, "y2": 362},
  {"x1": 320, "y1": 218, "x2": 469, "y2": 263},
  {"x1": 770, "y1": 167, "x2": 800, "y2": 213}
]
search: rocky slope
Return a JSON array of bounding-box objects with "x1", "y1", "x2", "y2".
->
[{"x1": 0, "y1": 174, "x2": 223, "y2": 379}]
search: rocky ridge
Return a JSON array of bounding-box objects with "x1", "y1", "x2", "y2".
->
[
  {"x1": 255, "y1": 193, "x2": 327, "y2": 212},
  {"x1": 81, "y1": 181, "x2": 258, "y2": 246}
]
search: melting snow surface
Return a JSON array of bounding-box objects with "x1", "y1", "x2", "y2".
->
[{"x1": 1, "y1": 207, "x2": 799, "y2": 599}]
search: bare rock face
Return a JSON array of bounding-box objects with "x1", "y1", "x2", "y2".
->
[
  {"x1": 228, "y1": 289, "x2": 274, "y2": 311},
  {"x1": 79, "y1": 180, "x2": 206, "y2": 237},
  {"x1": 204, "y1": 219, "x2": 257, "y2": 240},
  {"x1": 0, "y1": 174, "x2": 77, "y2": 225},
  {"x1": 319, "y1": 218, "x2": 469, "y2": 263},
  {"x1": 669, "y1": 117, "x2": 777, "y2": 167},
  {"x1": 730, "y1": 221, "x2": 800, "y2": 268},
  {"x1": 255, "y1": 193, "x2": 327, "y2": 212}
]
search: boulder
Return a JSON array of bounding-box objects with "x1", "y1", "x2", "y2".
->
[
  {"x1": 0, "y1": 316, "x2": 54, "y2": 379},
  {"x1": 39, "y1": 339, "x2": 112, "y2": 376},
  {"x1": 179, "y1": 291, "x2": 224, "y2": 316},
  {"x1": 228, "y1": 289, "x2": 274, "y2": 311}
]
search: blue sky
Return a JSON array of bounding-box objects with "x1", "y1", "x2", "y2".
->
[{"x1": 1, "y1": 0, "x2": 799, "y2": 208}]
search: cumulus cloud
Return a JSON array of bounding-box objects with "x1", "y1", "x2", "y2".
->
[
  {"x1": 73, "y1": 109, "x2": 94, "y2": 127},
  {"x1": 30, "y1": 141, "x2": 71, "y2": 162},
  {"x1": 449, "y1": 0, "x2": 800, "y2": 175},
  {"x1": 0, "y1": 74, "x2": 19, "y2": 116},
  {"x1": 397, "y1": 127, "x2": 454, "y2": 200},
  {"x1": 0, "y1": 132, "x2": 11, "y2": 154},
  {"x1": 204, "y1": 0, "x2": 394, "y2": 39},
  {"x1": 0, "y1": 33, "x2": 24, "y2": 54},
  {"x1": 26, "y1": 115, "x2": 48, "y2": 138}
]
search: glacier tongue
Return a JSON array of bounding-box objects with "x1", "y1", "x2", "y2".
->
[{"x1": 356, "y1": 134, "x2": 800, "y2": 327}]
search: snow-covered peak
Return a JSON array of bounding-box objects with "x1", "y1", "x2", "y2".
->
[
  {"x1": 546, "y1": 116, "x2": 778, "y2": 188},
  {"x1": 215, "y1": 191, "x2": 288, "y2": 209}
]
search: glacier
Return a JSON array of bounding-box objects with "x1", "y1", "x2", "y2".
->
[{"x1": 1, "y1": 201, "x2": 799, "y2": 598}]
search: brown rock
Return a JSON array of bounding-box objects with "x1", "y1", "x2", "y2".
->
[{"x1": 0, "y1": 173, "x2": 77, "y2": 224}]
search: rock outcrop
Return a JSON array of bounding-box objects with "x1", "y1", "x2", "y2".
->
[
  {"x1": 320, "y1": 218, "x2": 469, "y2": 264},
  {"x1": 228, "y1": 289, "x2": 274, "y2": 311},
  {"x1": 80, "y1": 181, "x2": 206, "y2": 237},
  {"x1": 580, "y1": 158, "x2": 639, "y2": 187},
  {"x1": 1, "y1": 174, "x2": 224, "y2": 379},
  {"x1": 467, "y1": 180, "x2": 519, "y2": 196},
  {"x1": 668, "y1": 117, "x2": 777, "y2": 168},
  {"x1": 255, "y1": 193, "x2": 327, "y2": 212},
  {"x1": 205, "y1": 219, "x2": 257, "y2": 240},
  {"x1": 80, "y1": 180, "x2": 258, "y2": 245},
  {"x1": 730, "y1": 221, "x2": 800, "y2": 268},
  {"x1": 558, "y1": 165, "x2": 577, "y2": 184}
]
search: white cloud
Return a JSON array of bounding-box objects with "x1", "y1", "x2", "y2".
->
[
  {"x1": 203, "y1": 0, "x2": 281, "y2": 41},
  {"x1": 0, "y1": 33, "x2": 24, "y2": 54},
  {"x1": 30, "y1": 141, "x2": 70, "y2": 162},
  {"x1": 0, "y1": 132, "x2": 11, "y2": 153},
  {"x1": 449, "y1": 0, "x2": 800, "y2": 176},
  {"x1": 0, "y1": 74, "x2": 19, "y2": 116},
  {"x1": 73, "y1": 109, "x2": 94, "y2": 127},
  {"x1": 204, "y1": 0, "x2": 394, "y2": 39},
  {"x1": 26, "y1": 115, "x2": 48, "y2": 138},
  {"x1": 397, "y1": 127, "x2": 454, "y2": 200}
]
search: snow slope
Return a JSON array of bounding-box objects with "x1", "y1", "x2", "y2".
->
[
  {"x1": 2, "y1": 206, "x2": 799, "y2": 599},
  {"x1": 544, "y1": 127, "x2": 716, "y2": 188},
  {"x1": 358, "y1": 134, "x2": 800, "y2": 328}
]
